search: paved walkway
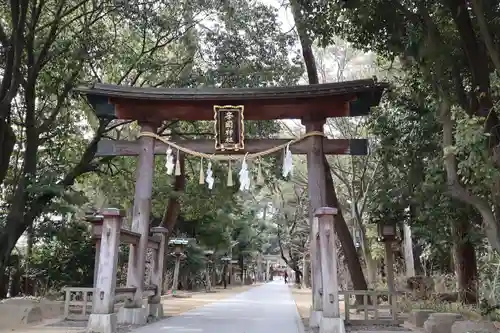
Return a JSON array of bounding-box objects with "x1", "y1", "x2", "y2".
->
[{"x1": 132, "y1": 281, "x2": 305, "y2": 333}]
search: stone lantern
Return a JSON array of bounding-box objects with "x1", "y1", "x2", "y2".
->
[
  {"x1": 168, "y1": 238, "x2": 188, "y2": 292},
  {"x1": 353, "y1": 227, "x2": 362, "y2": 250},
  {"x1": 376, "y1": 222, "x2": 398, "y2": 310},
  {"x1": 377, "y1": 221, "x2": 398, "y2": 243},
  {"x1": 204, "y1": 250, "x2": 215, "y2": 292},
  {"x1": 221, "y1": 257, "x2": 231, "y2": 289}
]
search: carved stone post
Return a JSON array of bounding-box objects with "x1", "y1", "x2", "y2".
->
[
  {"x1": 119, "y1": 122, "x2": 157, "y2": 325},
  {"x1": 93, "y1": 239, "x2": 101, "y2": 286},
  {"x1": 303, "y1": 119, "x2": 327, "y2": 328},
  {"x1": 403, "y1": 224, "x2": 415, "y2": 277},
  {"x1": 385, "y1": 242, "x2": 395, "y2": 294},
  {"x1": 87, "y1": 209, "x2": 122, "y2": 333},
  {"x1": 204, "y1": 250, "x2": 214, "y2": 292},
  {"x1": 266, "y1": 260, "x2": 270, "y2": 281},
  {"x1": 148, "y1": 227, "x2": 168, "y2": 319},
  {"x1": 316, "y1": 207, "x2": 345, "y2": 333}
]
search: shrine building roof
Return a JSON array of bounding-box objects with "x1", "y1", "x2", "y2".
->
[{"x1": 75, "y1": 78, "x2": 388, "y2": 121}]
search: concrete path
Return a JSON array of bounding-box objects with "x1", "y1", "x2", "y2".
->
[{"x1": 132, "y1": 281, "x2": 305, "y2": 333}]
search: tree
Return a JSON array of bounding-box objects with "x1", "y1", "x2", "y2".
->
[
  {"x1": 290, "y1": 0, "x2": 370, "y2": 295},
  {"x1": 299, "y1": 0, "x2": 500, "y2": 255},
  {"x1": 0, "y1": 0, "x2": 228, "y2": 292}
]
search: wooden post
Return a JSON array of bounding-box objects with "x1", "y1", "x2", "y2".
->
[
  {"x1": 149, "y1": 227, "x2": 168, "y2": 318},
  {"x1": 172, "y1": 254, "x2": 181, "y2": 292},
  {"x1": 315, "y1": 207, "x2": 345, "y2": 333},
  {"x1": 87, "y1": 208, "x2": 122, "y2": 333},
  {"x1": 120, "y1": 122, "x2": 157, "y2": 325},
  {"x1": 303, "y1": 119, "x2": 327, "y2": 329}
]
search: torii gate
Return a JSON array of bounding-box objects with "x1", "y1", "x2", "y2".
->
[{"x1": 76, "y1": 79, "x2": 386, "y2": 333}]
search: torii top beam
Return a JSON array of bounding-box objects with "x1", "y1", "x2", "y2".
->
[{"x1": 75, "y1": 79, "x2": 387, "y2": 122}]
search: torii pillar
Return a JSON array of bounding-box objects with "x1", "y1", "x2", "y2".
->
[
  {"x1": 316, "y1": 207, "x2": 344, "y2": 333},
  {"x1": 303, "y1": 119, "x2": 327, "y2": 329},
  {"x1": 118, "y1": 122, "x2": 157, "y2": 325}
]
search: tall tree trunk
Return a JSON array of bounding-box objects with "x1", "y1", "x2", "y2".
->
[
  {"x1": 412, "y1": 241, "x2": 424, "y2": 276},
  {"x1": 303, "y1": 257, "x2": 310, "y2": 287},
  {"x1": 290, "y1": 0, "x2": 368, "y2": 296},
  {"x1": 452, "y1": 218, "x2": 478, "y2": 304},
  {"x1": 324, "y1": 156, "x2": 369, "y2": 299},
  {"x1": 160, "y1": 154, "x2": 186, "y2": 235},
  {"x1": 0, "y1": 119, "x2": 15, "y2": 186},
  {"x1": 289, "y1": 0, "x2": 319, "y2": 85}
]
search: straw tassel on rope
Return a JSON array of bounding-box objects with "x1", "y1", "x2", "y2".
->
[
  {"x1": 175, "y1": 149, "x2": 181, "y2": 176},
  {"x1": 138, "y1": 131, "x2": 326, "y2": 161},
  {"x1": 165, "y1": 146, "x2": 174, "y2": 175},
  {"x1": 282, "y1": 143, "x2": 293, "y2": 178},
  {"x1": 199, "y1": 158, "x2": 205, "y2": 184},
  {"x1": 206, "y1": 161, "x2": 214, "y2": 190},
  {"x1": 227, "y1": 160, "x2": 233, "y2": 187}
]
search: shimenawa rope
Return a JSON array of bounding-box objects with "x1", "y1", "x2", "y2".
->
[{"x1": 137, "y1": 131, "x2": 326, "y2": 161}]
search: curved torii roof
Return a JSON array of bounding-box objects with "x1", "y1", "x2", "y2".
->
[{"x1": 75, "y1": 78, "x2": 387, "y2": 121}]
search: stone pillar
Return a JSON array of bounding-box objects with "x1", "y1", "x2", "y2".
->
[
  {"x1": 88, "y1": 215, "x2": 103, "y2": 288},
  {"x1": 205, "y1": 261, "x2": 212, "y2": 292},
  {"x1": 87, "y1": 208, "x2": 122, "y2": 333},
  {"x1": 119, "y1": 122, "x2": 157, "y2": 325},
  {"x1": 385, "y1": 242, "x2": 396, "y2": 294},
  {"x1": 266, "y1": 260, "x2": 270, "y2": 281},
  {"x1": 93, "y1": 239, "x2": 101, "y2": 287},
  {"x1": 171, "y1": 254, "x2": 181, "y2": 291},
  {"x1": 385, "y1": 241, "x2": 397, "y2": 316},
  {"x1": 315, "y1": 207, "x2": 345, "y2": 333},
  {"x1": 303, "y1": 120, "x2": 327, "y2": 329},
  {"x1": 148, "y1": 227, "x2": 168, "y2": 318},
  {"x1": 403, "y1": 224, "x2": 415, "y2": 277},
  {"x1": 256, "y1": 255, "x2": 262, "y2": 282}
]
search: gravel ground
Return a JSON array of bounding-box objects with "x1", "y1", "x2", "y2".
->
[
  {"x1": 45, "y1": 317, "x2": 163, "y2": 333},
  {"x1": 346, "y1": 325, "x2": 412, "y2": 332},
  {"x1": 301, "y1": 323, "x2": 412, "y2": 333}
]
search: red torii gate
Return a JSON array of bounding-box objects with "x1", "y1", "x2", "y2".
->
[{"x1": 76, "y1": 78, "x2": 387, "y2": 333}]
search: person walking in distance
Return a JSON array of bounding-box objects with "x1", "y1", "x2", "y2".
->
[{"x1": 284, "y1": 271, "x2": 288, "y2": 284}]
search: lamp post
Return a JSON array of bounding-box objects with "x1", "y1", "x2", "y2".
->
[
  {"x1": 204, "y1": 250, "x2": 214, "y2": 292},
  {"x1": 168, "y1": 238, "x2": 188, "y2": 293}
]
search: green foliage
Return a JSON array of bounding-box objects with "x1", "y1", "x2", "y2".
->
[{"x1": 29, "y1": 220, "x2": 95, "y2": 290}]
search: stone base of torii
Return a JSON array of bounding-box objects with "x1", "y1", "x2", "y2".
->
[
  {"x1": 310, "y1": 207, "x2": 345, "y2": 333},
  {"x1": 86, "y1": 208, "x2": 168, "y2": 333}
]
